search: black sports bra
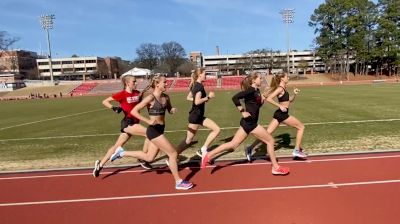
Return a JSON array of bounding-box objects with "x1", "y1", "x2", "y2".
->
[
  {"x1": 277, "y1": 87, "x2": 290, "y2": 102},
  {"x1": 148, "y1": 94, "x2": 167, "y2": 116}
]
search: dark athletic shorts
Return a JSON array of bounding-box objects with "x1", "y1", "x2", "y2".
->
[
  {"x1": 146, "y1": 124, "x2": 165, "y2": 140},
  {"x1": 273, "y1": 108, "x2": 290, "y2": 123},
  {"x1": 120, "y1": 117, "x2": 139, "y2": 133},
  {"x1": 240, "y1": 117, "x2": 258, "y2": 134},
  {"x1": 188, "y1": 109, "x2": 206, "y2": 125}
]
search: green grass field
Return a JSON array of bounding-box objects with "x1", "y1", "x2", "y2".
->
[{"x1": 1, "y1": 83, "x2": 399, "y2": 171}]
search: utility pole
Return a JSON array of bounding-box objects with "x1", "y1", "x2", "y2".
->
[
  {"x1": 280, "y1": 9, "x2": 294, "y2": 74},
  {"x1": 40, "y1": 14, "x2": 55, "y2": 84}
]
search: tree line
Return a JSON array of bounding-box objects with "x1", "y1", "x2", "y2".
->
[
  {"x1": 2, "y1": 0, "x2": 399, "y2": 79},
  {"x1": 132, "y1": 41, "x2": 194, "y2": 76},
  {"x1": 309, "y1": 0, "x2": 400, "y2": 79}
]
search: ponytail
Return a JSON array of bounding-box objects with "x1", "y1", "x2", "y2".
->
[
  {"x1": 268, "y1": 73, "x2": 286, "y2": 95},
  {"x1": 241, "y1": 71, "x2": 260, "y2": 90},
  {"x1": 139, "y1": 74, "x2": 163, "y2": 100},
  {"x1": 189, "y1": 67, "x2": 205, "y2": 90}
]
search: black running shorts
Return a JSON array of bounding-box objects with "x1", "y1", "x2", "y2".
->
[
  {"x1": 273, "y1": 108, "x2": 290, "y2": 123},
  {"x1": 146, "y1": 124, "x2": 165, "y2": 140}
]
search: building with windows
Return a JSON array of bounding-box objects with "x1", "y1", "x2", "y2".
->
[
  {"x1": 0, "y1": 50, "x2": 42, "y2": 79},
  {"x1": 190, "y1": 50, "x2": 325, "y2": 75},
  {"x1": 189, "y1": 51, "x2": 203, "y2": 68},
  {"x1": 36, "y1": 56, "x2": 119, "y2": 80}
]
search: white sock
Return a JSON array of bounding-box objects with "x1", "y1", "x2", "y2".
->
[
  {"x1": 201, "y1": 146, "x2": 207, "y2": 153},
  {"x1": 176, "y1": 179, "x2": 183, "y2": 184}
]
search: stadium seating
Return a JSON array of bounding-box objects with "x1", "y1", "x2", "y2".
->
[
  {"x1": 165, "y1": 79, "x2": 174, "y2": 90},
  {"x1": 90, "y1": 82, "x2": 121, "y2": 94},
  {"x1": 173, "y1": 79, "x2": 191, "y2": 90},
  {"x1": 203, "y1": 78, "x2": 218, "y2": 88},
  {"x1": 70, "y1": 82, "x2": 98, "y2": 95},
  {"x1": 221, "y1": 76, "x2": 244, "y2": 88}
]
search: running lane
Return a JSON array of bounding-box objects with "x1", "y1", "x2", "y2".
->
[{"x1": 0, "y1": 152, "x2": 399, "y2": 224}]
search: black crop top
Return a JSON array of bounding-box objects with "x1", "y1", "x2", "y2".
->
[
  {"x1": 148, "y1": 94, "x2": 167, "y2": 116},
  {"x1": 277, "y1": 87, "x2": 290, "y2": 102}
]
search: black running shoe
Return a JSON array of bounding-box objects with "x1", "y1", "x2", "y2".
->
[
  {"x1": 93, "y1": 160, "x2": 102, "y2": 177},
  {"x1": 138, "y1": 159, "x2": 153, "y2": 170}
]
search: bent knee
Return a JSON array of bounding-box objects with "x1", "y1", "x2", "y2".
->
[
  {"x1": 167, "y1": 150, "x2": 178, "y2": 158},
  {"x1": 229, "y1": 142, "x2": 240, "y2": 149},
  {"x1": 144, "y1": 154, "x2": 157, "y2": 162}
]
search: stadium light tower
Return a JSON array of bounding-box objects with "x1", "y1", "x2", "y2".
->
[
  {"x1": 40, "y1": 14, "x2": 55, "y2": 84},
  {"x1": 280, "y1": 8, "x2": 294, "y2": 74}
]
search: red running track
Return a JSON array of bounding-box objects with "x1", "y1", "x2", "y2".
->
[{"x1": 0, "y1": 151, "x2": 400, "y2": 224}]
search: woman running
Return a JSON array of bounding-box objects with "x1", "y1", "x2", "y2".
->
[
  {"x1": 113, "y1": 74, "x2": 194, "y2": 190},
  {"x1": 201, "y1": 72, "x2": 290, "y2": 175},
  {"x1": 93, "y1": 74, "x2": 151, "y2": 178},
  {"x1": 176, "y1": 68, "x2": 220, "y2": 158},
  {"x1": 245, "y1": 73, "x2": 306, "y2": 161}
]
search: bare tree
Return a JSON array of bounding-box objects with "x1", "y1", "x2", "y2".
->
[
  {"x1": 0, "y1": 31, "x2": 19, "y2": 72},
  {"x1": 177, "y1": 60, "x2": 195, "y2": 77},
  {"x1": 0, "y1": 31, "x2": 19, "y2": 53},
  {"x1": 160, "y1": 41, "x2": 186, "y2": 74},
  {"x1": 135, "y1": 43, "x2": 161, "y2": 70}
]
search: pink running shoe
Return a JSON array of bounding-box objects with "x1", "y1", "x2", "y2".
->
[
  {"x1": 201, "y1": 153, "x2": 210, "y2": 169},
  {"x1": 272, "y1": 165, "x2": 290, "y2": 175}
]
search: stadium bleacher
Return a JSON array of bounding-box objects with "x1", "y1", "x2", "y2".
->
[
  {"x1": 203, "y1": 78, "x2": 218, "y2": 88},
  {"x1": 70, "y1": 82, "x2": 98, "y2": 95},
  {"x1": 173, "y1": 79, "x2": 191, "y2": 90},
  {"x1": 221, "y1": 76, "x2": 244, "y2": 88}
]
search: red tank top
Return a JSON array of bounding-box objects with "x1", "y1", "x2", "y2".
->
[{"x1": 112, "y1": 90, "x2": 140, "y2": 121}]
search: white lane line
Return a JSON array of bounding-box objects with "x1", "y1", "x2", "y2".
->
[
  {"x1": 0, "y1": 179, "x2": 399, "y2": 207},
  {"x1": 1, "y1": 154, "x2": 399, "y2": 181},
  {"x1": 0, "y1": 133, "x2": 119, "y2": 142},
  {"x1": 1, "y1": 118, "x2": 400, "y2": 142},
  {"x1": 0, "y1": 108, "x2": 106, "y2": 131}
]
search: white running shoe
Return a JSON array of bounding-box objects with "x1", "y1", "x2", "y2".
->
[
  {"x1": 292, "y1": 148, "x2": 307, "y2": 158},
  {"x1": 110, "y1": 146, "x2": 124, "y2": 162}
]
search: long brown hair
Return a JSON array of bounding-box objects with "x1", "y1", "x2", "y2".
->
[
  {"x1": 189, "y1": 67, "x2": 205, "y2": 90},
  {"x1": 140, "y1": 74, "x2": 164, "y2": 100},
  {"x1": 241, "y1": 71, "x2": 260, "y2": 91},
  {"x1": 268, "y1": 73, "x2": 287, "y2": 94}
]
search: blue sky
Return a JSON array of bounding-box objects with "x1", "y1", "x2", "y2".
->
[{"x1": 0, "y1": 0, "x2": 325, "y2": 60}]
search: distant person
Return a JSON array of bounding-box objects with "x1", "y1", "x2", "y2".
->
[
  {"x1": 175, "y1": 68, "x2": 220, "y2": 162},
  {"x1": 201, "y1": 72, "x2": 290, "y2": 175},
  {"x1": 245, "y1": 73, "x2": 307, "y2": 161},
  {"x1": 92, "y1": 74, "x2": 152, "y2": 178},
  {"x1": 112, "y1": 74, "x2": 194, "y2": 190}
]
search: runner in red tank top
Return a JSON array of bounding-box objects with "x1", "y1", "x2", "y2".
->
[{"x1": 92, "y1": 74, "x2": 152, "y2": 177}]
